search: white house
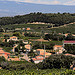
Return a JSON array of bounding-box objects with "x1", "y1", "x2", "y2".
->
[
  {"x1": 32, "y1": 56, "x2": 44, "y2": 64},
  {"x1": 7, "y1": 36, "x2": 18, "y2": 42}
]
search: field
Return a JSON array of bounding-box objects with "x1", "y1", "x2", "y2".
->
[
  {"x1": 0, "y1": 69, "x2": 75, "y2": 75},
  {"x1": 1, "y1": 24, "x2": 51, "y2": 32},
  {"x1": 50, "y1": 24, "x2": 75, "y2": 33},
  {"x1": 1, "y1": 23, "x2": 75, "y2": 33}
]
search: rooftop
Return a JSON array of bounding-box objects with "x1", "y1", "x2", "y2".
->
[
  {"x1": 64, "y1": 41, "x2": 75, "y2": 44},
  {"x1": 54, "y1": 45, "x2": 63, "y2": 47}
]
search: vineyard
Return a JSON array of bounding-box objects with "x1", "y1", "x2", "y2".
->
[{"x1": 0, "y1": 69, "x2": 75, "y2": 75}]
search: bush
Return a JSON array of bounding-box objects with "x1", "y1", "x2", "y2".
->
[{"x1": 37, "y1": 54, "x2": 75, "y2": 69}]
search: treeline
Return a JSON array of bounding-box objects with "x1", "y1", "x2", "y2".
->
[
  {"x1": 0, "y1": 12, "x2": 75, "y2": 25},
  {"x1": 44, "y1": 33, "x2": 75, "y2": 41}
]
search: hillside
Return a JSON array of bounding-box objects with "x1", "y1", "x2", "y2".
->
[
  {"x1": 1, "y1": 23, "x2": 75, "y2": 33},
  {"x1": 0, "y1": 13, "x2": 75, "y2": 26}
]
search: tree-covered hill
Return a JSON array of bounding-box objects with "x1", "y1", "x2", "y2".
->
[{"x1": 0, "y1": 12, "x2": 75, "y2": 26}]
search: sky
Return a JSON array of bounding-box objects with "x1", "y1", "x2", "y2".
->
[{"x1": 1, "y1": 0, "x2": 75, "y2": 5}]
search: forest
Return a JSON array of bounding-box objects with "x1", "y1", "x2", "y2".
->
[{"x1": 0, "y1": 12, "x2": 75, "y2": 26}]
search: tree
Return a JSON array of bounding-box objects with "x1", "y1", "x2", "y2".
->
[
  {"x1": 13, "y1": 32, "x2": 21, "y2": 37},
  {"x1": 37, "y1": 55, "x2": 75, "y2": 69}
]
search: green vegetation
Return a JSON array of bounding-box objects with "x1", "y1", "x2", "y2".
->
[
  {"x1": 50, "y1": 24, "x2": 75, "y2": 33},
  {"x1": 65, "y1": 44, "x2": 75, "y2": 54},
  {"x1": 37, "y1": 55, "x2": 75, "y2": 69},
  {"x1": 0, "y1": 12, "x2": 75, "y2": 26},
  {"x1": 0, "y1": 69, "x2": 75, "y2": 75}
]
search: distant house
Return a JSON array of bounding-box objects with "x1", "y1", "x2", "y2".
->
[
  {"x1": 25, "y1": 44, "x2": 31, "y2": 52},
  {"x1": 8, "y1": 57, "x2": 20, "y2": 61},
  {"x1": 62, "y1": 33, "x2": 69, "y2": 37},
  {"x1": 72, "y1": 34, "x2": 75, "y2": 37},
  {"x1": 26, "y1": 28, "x2": 30, "y2": 30},
  {"x1": 53, "y1": 45, "x2": 64, "y2": 50},
  {"x1": 65, "y1": 53, "x2": 75, "y2": 57},
  {"x1": 28, "y1": 22, "x2": 46, "y2": 24},
  {"x1": 0, "y1": 48, "x2": 10, "y2": 59},
  {"x1": 23, "y1": 40, "x2": 28, "y2": 44},
  {"x1": 40, "y1": 52, "x2": 52, "y2": 58},
  {"x1": 37, "y1": 49, "x2": 46, "y2": 55},
  {"x1": 53, "y1": 45, "x2": 65, "y2": 54},
  {"x1": 15, "y1": 28, "x2": 21, "y2": 31},
  {"x1": 63, "y1": 41, "x2": 75, "y2": 47},
  {"x1": 36, "y1": 49, "x2": 51, "y2": 58},
  {"x1": 31, "y1": 56, "x2": 44, "y2": 64},
  {"x1": 7, "y1": 36, "x2": 18, "y2": 42}
]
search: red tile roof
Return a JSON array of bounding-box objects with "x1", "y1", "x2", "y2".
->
[
  {"x1": 0, "y1": 50, "x2": 10, "y2": 55},
  {"x1": 32, "y1": 56, "x2": 44, "y2": 61},
  {"x1": 32, "y1": 58, "x2": 44, "y2": 61},
  {"x1": 54, "y1": 45, "x2": 63, "y2": 47},
  {"x1": 64, "y1": 41, "x2": 75, "y2": 44},
  {"x1": 37, "y1": 49, "x2": 44, "y2": 51}
]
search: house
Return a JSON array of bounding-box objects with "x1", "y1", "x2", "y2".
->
[
  {"x1": 64, "y1": 33, "x2": 69, "y2": 37},
  {"x1": 15, "y1": 28, "x2": 21, "y2": 31},
  {"x1": 36, "y1": 49, "x2": 51, "y2": 58},
  {"x1": 53, "y1": 45, "x2": 64, "y2": 50},
  {"x1": 63, "y1": 41, "x2": 75, "y2": 47},
  {"x1": 40, "y1": 52, "x2": 52, "y2": 58},
  {"x1": 32, "y1": 56, "x2": 44, "y2": 64},
  {"x1": 7, "y1": 36, "x2": 18, "y2": 42},
  {"x1": 8, "y1": 57, "x2": 20, "y2": 61},
  {"x1": 0, "y1": 48, "x2": 10, "y2": 59},
  {"x1": 37, "y1": 49, "x2": 46, "y2": 55},
  {"x1": 62, "y1": 33, "x2": 69, "y2": 37},
  {"x1": 65, "y1": 53, "x2": 75, "y2": 57},
  {"x1": 53, "y1": 45, "x2": 65, "y2": 54},
  {"x1": 25, "y1": 44, "x2": 31, "y2": 52},
  {"x1": 23, "y1": 40, "x2": 28, "y2": 44},
  {"x1": 26, "y1": 28, "x2": 30, "y2": 30}
]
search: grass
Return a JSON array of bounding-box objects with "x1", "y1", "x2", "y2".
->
[
  {"x1": 31, "y1": 41, "x2": 63, "y2": 45},
  {"x1": 50, "y1": 24, "x2": 75, "y2": 33},
  {"x1": 2, "y1": 47, "x2": 13, "y2": 52},
  {"x1": 1, "y1": 24, "x2": 52, "y2": 32},
  {"x1": 2, "y1": 23, "x2": 75, "y2": 33},
  {"x1": 0, "y1": 69, "x2": 75, "y2": 75}
]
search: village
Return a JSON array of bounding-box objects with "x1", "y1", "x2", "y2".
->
[{"x1": 0, "y1": 26, "x2": 75, "y2": 69}]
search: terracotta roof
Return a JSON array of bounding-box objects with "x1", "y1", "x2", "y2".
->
[
  {"x1": 65, "y1": 53, "x2": 74, "y2": 56},
  {"x1": 25, "y1": 44, "x2": 31, "y2": 49},
  {"x1": 32, "y1": 58, "x2": 44, "y2": 61},
  {"x1": 36, "y1": 56, "x2": 43, "y2": 58},
  {"x1": 40, "y1": 52, "x2": 51, "y2": 55},
  {"x1": 8, "y1": 58, "x2": 20, "y2": 61},
  {"x1": 54, "y1": 45, "x2": 63, "y2": 47},
  {"x1": 10, "y1": 36, "x2": 17, "y2": 39},
  {"x1": 32, "y1": 56, "x2": 44, "y2": 61},
  {"x1": 64, "y1": 41, "x2": 75, "y2": 44},
  {"x1": 0, "y1": 50, "x2": 10, "y2": 55},
  {"x1": 26, "y1": 28, "x2": 30, "y2": 30},
  {"x1": 37, "y1": 49, "x2": 44, "y2": 51}
]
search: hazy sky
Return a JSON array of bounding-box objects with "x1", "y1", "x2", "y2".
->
[{"x1": 1, "y1": 0, "x2": 75, "y2": 5}]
